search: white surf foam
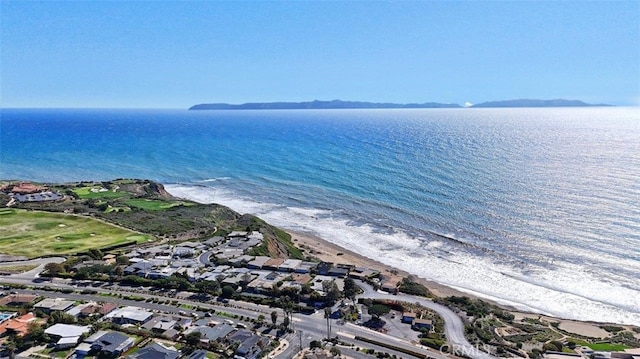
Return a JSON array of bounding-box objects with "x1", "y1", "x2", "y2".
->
[{"x1": 166, "y1": 183, "x2": 640, "y2": 325}]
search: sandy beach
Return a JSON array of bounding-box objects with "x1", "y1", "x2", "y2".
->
[
  {"x1": 288, "y1": 229, "x2": 624, "y2": 338},
  {"x1": 290, "y1": 230, "x2": 476, "y2": 298}
]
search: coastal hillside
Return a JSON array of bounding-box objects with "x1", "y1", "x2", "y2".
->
[{"x1": 0, "y1": 179, "x2": 302, "y2": 259}]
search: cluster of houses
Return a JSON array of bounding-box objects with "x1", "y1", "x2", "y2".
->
[
  {"x1": 0, "y1": 181, "x2": 63, "y2": 204},
  {"x1": 0, "y1": 292, "x2": 272, "y2": 359},
  {"x1": 120, "y1": 231, "x2": 384, "y2": 300}
]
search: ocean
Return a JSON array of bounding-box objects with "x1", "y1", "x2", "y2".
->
[{"x1": 1, "y1": 107, "x2": 639, "y2": 325}]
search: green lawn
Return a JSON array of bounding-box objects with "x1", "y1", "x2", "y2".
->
[
  {"x1": 0, "y1": 208, "x2": 151, "y2": 258},
  {"x1": 72, "y1": 186, "x2": 129, "y2": 199},
  {"x1": 125, "y1": 198, "x2": 194, "y2": 211},
  {"x1": 587, "y1": 343, "x2": 629, "y2": 351}
]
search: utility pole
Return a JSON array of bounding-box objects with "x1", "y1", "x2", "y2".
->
[{"x1": 299, "y1": 330, "x2": 303, "y2": 352}]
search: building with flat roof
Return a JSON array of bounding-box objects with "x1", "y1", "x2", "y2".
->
[
  {"x1": 105, "y1": 306, "x2": 153, "y2": 325},
  {"x1": 34, "y1": 298, "x2": 75, "y2": 313},
  {"x1": 45, "y1": 323, "x2": 91, "y2": 348}
]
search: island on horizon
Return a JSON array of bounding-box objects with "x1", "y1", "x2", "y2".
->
[{"x1": 189, "y1": 98, "x2": 611, "y2": 110}]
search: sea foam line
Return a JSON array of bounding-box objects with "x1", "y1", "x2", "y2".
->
[{"x1": 165, "y1": 183, "x2": 640, "y2": 325}]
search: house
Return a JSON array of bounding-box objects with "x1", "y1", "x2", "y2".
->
[
  {"x1": 247, "y1": 256, "x2": 271, "y2": 269},
  {"x1": 236, "y1": 335, "x2": 268, "y2": 359},
  {"x1": 294, "y1": 261, "x2": 318, "y2": 274},
  {"x1": 12, "y1": 191, "x2": 62, "y2": 203},
  {"x1": 204, "y1": 236, "x2": 225, "y2": 247},
  {"x1": 44, "y1": 323, "x2": 91, "y2": 349},
  {"x1": 228, "y1": 231, "x2": 248, "y2": 238},
  {"x1": 103, "y1": 254, "x2": 117, "y2": 264},
  {"x1": 278, "y1": 259, "x2": 302, "y2": 272},
  {"x1": 128, "y1": 342, "x2": 179, "y2": 359},
  {"x1": 98, "y1": 302, "x2": 118, "y2": 315},
  {"x1": 86, "y1": 331, "x2": 135, "y2": 357},
  {"x1": 401, "y1": 311, "x2": 416, "y2": 324},
  {"x1": 173, "y1": 247, "x2": 194, "y2": 258},
  {"x1": 187, "y1": 350, "x2": 208, "y2": 359},
  {"x1": 66, "y1": 302, "x2": 97, "y2": 317},
  {"x1": 327, "y1": 267, "x2": 349, "y2": 278},
  {"x1": 105, "y1": 306, "x2": 153, "y2": 325},
  {"x1": 34, "y1": 298, "x2": 75, "y2": 313},
  {"x1": 292, "y1": 274, "x2": 312, "y2": 285},
  {"x1": 229, "y1": 330, "x2": 268, "y2": 359},
  {"x1": 229, "y1": 255, "x2": 255, "y2": 267},
  {"x1": 0, "y1": 294, "x2": 38, "y2": 306},
  {"x1": 411, "y1": 318, "x2": 432, "y2": 331},
  {"x1": 0, "y1": 313, "x2": 37, "y2": 337},
  {"x1": 262, "y1": 258, "x2": 285, "y2": 271},
  {"x1": 76, "y1": 302, "x2": 117, "y2": 317},
  {"x1": 316, "y1": 262, "x2": 333, "y2": 275},
  {"x1": 311, "y1": 276, "x2": 344, "y2": 293},
  {"x1": 123, "y1": 261, "x2": 155, "y2": 276},
  {"x1": 349, "y1": 267, "x2": 379, "y2": 280},
  {"x1": 189, "y1": 323, "x2": 234, "y2": 343},
  {"x1": 380, "y1": 277, "x2": 402, "y2": 294},
  {"x1": 142, "y1": 316, "x2": 177, "y2": 333}
]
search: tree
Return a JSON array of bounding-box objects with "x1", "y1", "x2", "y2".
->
[
  {"x1": 185, "y1": 331, "x2": 202, "y2": 347},
  {"x1": 87, "y1": 248, "x2": 104, "y2": 260},
  {"x1": 368, "y1": 304, "x2": 390, "y2": 320},
  {"x1": 271, "y1": 310, "x2": 278, "y2": 326},
  {"x1": 115, "y1": 255, "x2": 130, "y2": 265},
  {"x1": 196, "y1": 280, "x2": 220, "y2": 295},
  {"x1": 44, "y1": 262, "x2": 65, "y2": 276},
  {"x1": 221, "y1": 285, "x2": 236, "y2": 298},
  {"x1": 324, "y1": 307, "x2": 332, "y2": 339},
  {"x1": 48, "y1": 311, "x2": 77, "y2": 324},
  {"x1": 322, "y1": 280, "x2": 341, "y2": 303},
  {"x1": 282, "y1": 316, "x2": 290, "y2": 331},
  {"x1": 343, "y1": 277, "x2": 358, "y2": 300}
]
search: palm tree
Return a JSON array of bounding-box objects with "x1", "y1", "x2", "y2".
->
[{"x1": 324, "y1": 307, "x2": 332, "y2": 340}]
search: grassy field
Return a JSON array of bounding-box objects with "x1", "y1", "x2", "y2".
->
[
  {"x1": 125, "y1": 198, "x2": 195, "y2": 211},
  {"x1": 586, "y1": 343, "x2": 629, "y2": 351},
  {"x1": 0, "y1": 264, "x2": 38, "y2": 273},
  {"x1": 72, "y1": 186, "x2": 129, "y2": 199},
  {"x1": 0, "y1": 208, "x2": 150, "y2": 258}
]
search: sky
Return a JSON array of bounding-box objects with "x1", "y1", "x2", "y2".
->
[{"x1": 1, "y1": 1, "x2": 639, "y2": 108}]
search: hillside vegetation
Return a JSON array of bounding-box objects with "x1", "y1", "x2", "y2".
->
[{"x1": 1, "y1": 179, "x2": 302, "y2": 259}]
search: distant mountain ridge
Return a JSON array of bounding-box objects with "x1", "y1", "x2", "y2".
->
[
  {"x1": 189, "y1": 99, "x2": 461, "y2": 110},
  {"x1": 471, "y1": 99, "x2": 611, "y2": 108},
  {"x1": 189, "y1": 98, "x2": 610, "y2": 110}
]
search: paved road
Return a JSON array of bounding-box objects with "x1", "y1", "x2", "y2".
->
[
  {"x1": 198, "y1": 250, "x2": 213, "y2": 266},
  {"x1": 1, "y1": 257, "x2": 65, "y2": 280},
  {"x1": 358, "y1": 282, "x2": 497, "y2": 359}
]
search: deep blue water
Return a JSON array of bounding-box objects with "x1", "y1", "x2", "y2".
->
[{"x1": 1, "y1": 107, "x2": 639, "y2": 324}]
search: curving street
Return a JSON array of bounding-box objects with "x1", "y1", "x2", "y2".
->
[{"x1": 357, "y1": 282, "x2": 497, "y2": 359}]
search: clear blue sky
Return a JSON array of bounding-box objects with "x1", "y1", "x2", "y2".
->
[{"x1": 1, "y1": 1, "x2": 639, "y2": 108}]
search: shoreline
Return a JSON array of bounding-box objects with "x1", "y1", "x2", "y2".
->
[
  {"x1": 288, "y1": 229, "x2": 470, "y2": 299},
  {"x1": 287, "y1": 229, "x2": 631, "y2": 338}
]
